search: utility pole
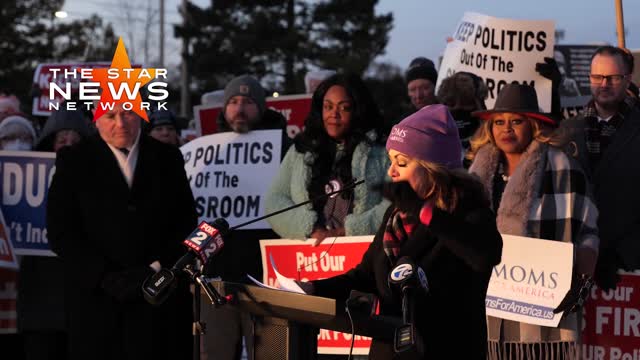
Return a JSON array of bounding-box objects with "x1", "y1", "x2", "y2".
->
[
  {"x1": 180, "y1": 0, "x2": 190, "y2": 118},
  {"x1": 159, "y1": 0, "x2": 165, "y2": 66},
  {"x1": 615, "y1": 0, "x2": 626, "y2": 48}
]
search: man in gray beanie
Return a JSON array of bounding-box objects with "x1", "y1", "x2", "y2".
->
[
  {"x1": 218, "y1": 75, "x2": 270, "y2": 133},
  {"x1": 205, "y1": 75, "x2": 290, "y2": 360}
]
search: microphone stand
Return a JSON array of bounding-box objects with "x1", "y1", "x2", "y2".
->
[
  {"x1": 401, "y1": 286, "x2": 414, "y2": 325},
  {"x1": 184, "y1": 264, "x2": 230, "y2": 360}
]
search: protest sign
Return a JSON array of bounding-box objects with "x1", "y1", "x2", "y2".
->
[
  {"x1": 181, "y1": 130, "x2": 282, "y2": 229},
  {"x1": 194, "y1": 94, "x2": 312, "y2": 138},
  {"x1": 0, "y1": 269, "x2": 17, "y2": 334},
  {"x1": 438, "y1": 12, "x2": 555, "y2": 111},
  {"x1": 0, "y1": 211, "x2": 18, "y2": 269},
  {"x1": 0, "y1": 152, "x2": 56, "y2": 256},
  {"x1": 31, "y1": 62, "x2": 141, "y2": 116},
  {"x1": 486, "y1": 234, "x2": 573, "y2": 327},
  {"x1": 260, "y1": 236, "x2": 374, "y2": 355},
  {"x1": 582, "y1": 272, "x2": 640, "y2": 360}
]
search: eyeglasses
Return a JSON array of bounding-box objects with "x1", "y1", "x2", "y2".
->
[{"x1": 589, "y1": 74, "x2": 629, "y2": 85}]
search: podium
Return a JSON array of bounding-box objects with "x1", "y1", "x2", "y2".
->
[{"x1": 205, "y1": 280, "x2": 401, "y2": 360}]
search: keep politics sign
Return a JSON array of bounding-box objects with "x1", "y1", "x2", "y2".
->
[
  {"x1": 438, "y1": 12, "x2": 555, "y2": 112},
  {"x1": 181, "y1": 130, "x2": 282, "y2": 229}
]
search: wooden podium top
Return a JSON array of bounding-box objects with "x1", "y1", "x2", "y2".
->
[{"x1": 206, "y1": 280, "x2": 400, "y2": 341}]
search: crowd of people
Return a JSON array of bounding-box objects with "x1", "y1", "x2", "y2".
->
[{"x1": 0, "y1": 44, "x2": 638, "y2": 360}]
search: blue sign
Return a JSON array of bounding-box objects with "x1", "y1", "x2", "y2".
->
[{"x1": 0, "y1": 151, "x2": 56, "y2": 256}]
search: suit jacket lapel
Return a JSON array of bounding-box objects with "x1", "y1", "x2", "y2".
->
[{"x1": 594, "y1": 107, "x2": 640, "y2": 182}]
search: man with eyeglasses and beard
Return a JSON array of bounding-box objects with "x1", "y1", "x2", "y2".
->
[
  {"x1": 561, "y1": 46, "x2": 640, "y2": 292},
  {"x1": 202, "y1": 75, "x2": 290, "y2": 360}
]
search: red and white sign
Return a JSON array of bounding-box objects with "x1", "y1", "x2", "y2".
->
[
  {"x1": 0, "y1": 210, "x2": 18, "y2": 333},
  {"x1": 31, "y1": 62, "x2": 141, "y2": 116},
  {"x1": 194, "y1": 94, "x2": 312, "y2": 139},
  {"x1": 0, "y1": 210, "x2": 18, "y2": 270},
  {"x1": 582, "y1": 272, "x2": 640, "y2": 360},
  {"x1": 0, "y1": 269, "x2": 18, "y2": 334},
  {"x1": 260, "y1": 236, "x2": 374, "y2": 355}
]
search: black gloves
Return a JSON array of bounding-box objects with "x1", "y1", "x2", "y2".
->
[
  {"x1": 535, "y1": 57, "x2": 562, "y2": 86},
  {"x1": 102, "y1": 266, "x2": 156, "y2": 303},
  {"x1": 553, "y1": 273, "x2": 594, "y2": 316}
]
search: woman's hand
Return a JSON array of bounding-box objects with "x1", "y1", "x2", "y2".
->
[{"x1": 311, "y1": 227, "x2": 345, "y2": 246}]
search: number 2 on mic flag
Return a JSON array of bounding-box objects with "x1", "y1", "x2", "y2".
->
[{"x1": 183, "y1": 221, "x2": 224, "y2": 262}]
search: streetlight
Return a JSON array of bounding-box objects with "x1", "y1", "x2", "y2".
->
[{"x1": 54, "y1": 11, "x2": 68, "y2": 19}]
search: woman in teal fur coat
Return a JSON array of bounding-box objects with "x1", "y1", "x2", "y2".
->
[{"x1": 266, "y1": 74, "x2": 390, "y2": 244}]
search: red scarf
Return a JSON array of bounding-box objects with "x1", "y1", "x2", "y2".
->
[{"x1": 383, "y1": 208, "x2": 418, "y2": 261}]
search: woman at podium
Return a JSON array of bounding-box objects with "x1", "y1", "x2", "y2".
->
[{"x1": 303, "y1": 105, "x2": 503, "y2": 359}]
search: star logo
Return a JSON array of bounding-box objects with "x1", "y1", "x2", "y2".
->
[{"x1": 87, "y1": 37, "x2": 158, "y2": 121}]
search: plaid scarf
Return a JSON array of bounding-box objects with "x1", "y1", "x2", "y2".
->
[
  {"x1": 383, "y1": 208, "x2": 419, "y2": 261},
  {"x1": 470, "y1": 140, "x2": 599, "y2": 351},
  {"x1": 583, "y1": 97, "x2": 636, "y2": 169}
]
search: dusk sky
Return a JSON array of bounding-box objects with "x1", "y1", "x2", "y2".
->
[{"x1": 62, "y1": 0, "x2": 640, "y2": 71}]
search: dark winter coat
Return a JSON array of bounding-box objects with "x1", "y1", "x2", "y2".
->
[
  {"x1": 205, "y1": 108, "x2": 291, "y2": 282},
  {"x1": 561, "y1": 99, "x2": 640, "y2": 287},
  {"x1": 47, "y1": 134, "x2": 197, "y2": 360},
  {"x1": 312, "y1": 188, "x2": 502, "y2": 359},
  {"x1": 18, "y1": 109, "x2": 92, "y2": 333}
]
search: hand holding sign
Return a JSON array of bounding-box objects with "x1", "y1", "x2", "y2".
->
[
  {"x1": 553, "y1": 274, "x2": 594, "y2": 316},
  {"x1": 535, "y1": 57, "x2": 561, "y2": 85}
]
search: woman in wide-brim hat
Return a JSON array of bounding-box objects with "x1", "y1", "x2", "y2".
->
[{"x1": 467, "y1": 83, "x2": 599, "y2": 359}]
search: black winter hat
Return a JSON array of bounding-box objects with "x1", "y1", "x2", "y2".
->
[{"x1": 406, "y1": 64, "x2": 438, "y2": 85}]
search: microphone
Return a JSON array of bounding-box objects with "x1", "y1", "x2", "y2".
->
[
  {"x1": 388, "y1": 256, "x2": 429, "y2": 294},
  {"x1": 173, "y1": 218, "x2": 229, "y2": 272},
  {"x1": 388, "y1": 256, "x2": 427, "y2": 355},
  {"x1": 142, "y1": 218, "x2": 229, "y2": 305},
  {"x1": 143, "y1": 180, "x2": 365, "y2": 306}
]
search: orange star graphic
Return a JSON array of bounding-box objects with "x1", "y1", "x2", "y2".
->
[{"x1": 89, "y1": 37, "x2": 157, "y2": 121}]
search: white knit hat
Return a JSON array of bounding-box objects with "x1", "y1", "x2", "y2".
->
[{"x1": 0, "y1": 115, "x2": 37, "y2": 141}]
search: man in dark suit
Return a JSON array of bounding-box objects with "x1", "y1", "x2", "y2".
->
[
  {"x1": 47, "y1": 103, "x2": 197, "y2": 359},
  {"x1": 562, "y1": 46, "x2": 640, "y2": 290}
]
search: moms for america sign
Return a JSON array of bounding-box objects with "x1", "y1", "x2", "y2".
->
[
  {"x1": 438, "y1": 12, "x2": 555, "y2": 112},
  {"x1": 486, "y1": 234, "x2": 573, "y2": 327},
  {"x1": 181, "y1": 130, "x2": 282, "y2": 229}
]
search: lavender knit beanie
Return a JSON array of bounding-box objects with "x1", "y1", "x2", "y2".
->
[{"x1": 386, "y1": 104, "x2": 462, "y2": 169}]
